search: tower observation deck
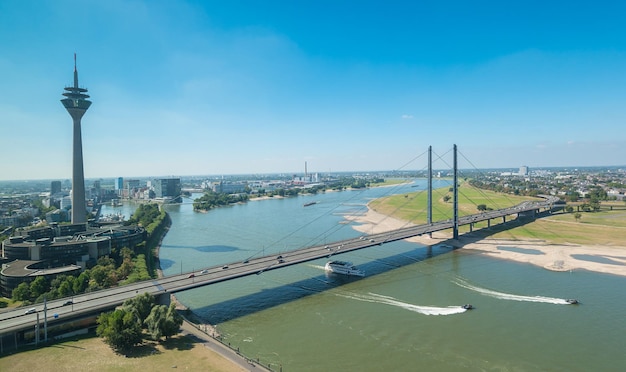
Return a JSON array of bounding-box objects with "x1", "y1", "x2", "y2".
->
[{"x1": 61, "y1": 54, "x2": 91, "y2": 224}]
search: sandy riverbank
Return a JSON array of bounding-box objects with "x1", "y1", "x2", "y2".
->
[{"x1": 350, "y1": 207, "x2": 626, "y2": 277}]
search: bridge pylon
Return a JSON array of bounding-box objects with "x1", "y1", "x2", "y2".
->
[
  {"x1": 427, "y1": 145, "x2": 433, "y2": 237},
  {"x1": 453, "y1": 144, "x2": 459, "y2": 240}
]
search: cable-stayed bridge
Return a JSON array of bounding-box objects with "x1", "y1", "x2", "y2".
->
[{"x1": 0, "y1": 145, "x2": 561, "y2": 351}]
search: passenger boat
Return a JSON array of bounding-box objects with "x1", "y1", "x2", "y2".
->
[
  {"x1": 303, "y1": 201, "x2": 318, "y2": 207},
  {"x1": 324, "y1": 261, "x2": 365, "y2": 277},
  {"x1": 566, "y1": 299, "x2": 579, "y2": 304}
]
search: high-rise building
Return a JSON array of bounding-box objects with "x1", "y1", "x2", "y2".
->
[
  {"x1": 50, "y1": 180, "x2": 62, "y2": 195},
  {"x1": 153, "y1": 178, "x2": 182, "y2": 202},
  {"x1": 60, "y1": 54, "x2": 91, "y2": 224},
  {"x1": 115, "y1": 177, "x2": 123, "y2": 192},
  {"x1": 519, "y1": 165, "x2": 529, "y2": 176}
]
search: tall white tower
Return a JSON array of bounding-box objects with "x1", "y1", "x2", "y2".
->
[{"x1": 60, "y1": 54, "x2": 92, "y2": 224}]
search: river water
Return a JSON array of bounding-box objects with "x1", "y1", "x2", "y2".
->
[{"x1": 101, "y1": 181, "x2": 626, "y2": 371}]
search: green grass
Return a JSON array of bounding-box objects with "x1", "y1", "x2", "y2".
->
[
  {"x1": 370, "y1": 182, "x2": 539, "y2": 224},
  {"x1": 484, "y1": 211, "x2": 626, "y2": 245},
  {"x1": 371, "y1": 183, "x2": 626, "y2": 245},
  {"x1": 0, "y1": 334, "x2": 242, "y2": 372}
]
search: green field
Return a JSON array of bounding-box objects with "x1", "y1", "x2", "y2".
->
[
  {"x1": 370, "y1": 182, "x2": 539, "y2": 223},
  {"x1": 371, "y1": 183, "x2": 626, "y2": 245},
  {"x1": 483, "y1": 210, "x2": 626, "y2": 245}
]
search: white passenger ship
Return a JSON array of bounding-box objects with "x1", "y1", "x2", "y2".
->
[{"x1": 324, "y1": 261, "x2": 365, "y2": 277}]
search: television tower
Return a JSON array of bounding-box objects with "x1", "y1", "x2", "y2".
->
[{"x1": 61, "y1": 54, "x2": 91, "y2": 224}]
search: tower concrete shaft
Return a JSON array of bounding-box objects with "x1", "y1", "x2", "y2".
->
[{"x1": 61, "y1": 54, "x2": 91, "y2": 224}]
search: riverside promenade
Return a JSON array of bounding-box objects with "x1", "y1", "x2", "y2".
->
[{"x1": 178, "y1": 316, "x2": 273, "y2": 372}]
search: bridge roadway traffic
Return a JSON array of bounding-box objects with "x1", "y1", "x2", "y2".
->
[{"x1": 0, "y1": 196, "x2": 559, "y2": 335}]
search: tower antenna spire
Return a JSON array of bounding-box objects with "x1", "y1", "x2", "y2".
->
[{"x1": 73, "y1": 53, "x2": 78, "y2": 88}]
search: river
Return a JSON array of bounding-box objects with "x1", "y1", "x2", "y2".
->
[{"x1": 101, "y1": 181, "x2": 626, "y2": 371}]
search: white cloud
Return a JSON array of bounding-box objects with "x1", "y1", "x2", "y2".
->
[{"x1": 401, "y1": 114, "x2": 414, "y2": 119}]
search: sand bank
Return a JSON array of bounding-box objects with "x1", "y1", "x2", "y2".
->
[{"x1": 350, "y1": 207, "x2": 626, "y2": 277}]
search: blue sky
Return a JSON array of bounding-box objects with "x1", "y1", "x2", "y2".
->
[{"x1": 1, "y1": 1, "x2": 625, "y2": 181}]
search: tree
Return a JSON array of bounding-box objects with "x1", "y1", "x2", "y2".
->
[
  {"x1": 589, "y1": 199, "x2": 601, "y2": 212},
  {"x1": 565, "y1": 205, "x2": 574, "y2": 213},
  {"x1": 477, "y1": 204, "x2": 487, "y2": 211},
  {"x1": 57, "y1": 278, "x2": 75, "y2": 297},
  {"x1": 29, "y1": 276, "x2": 48, "y2": 300},
  {"x1": 12, "y1": 282, "x2": 30, "y2": 302},
  {"x1": 443, "y1": 195, "x2": 451, "y2": 203},
  {"x1": 96, "y1": 309, "x2": 143, "y2": 353},
  {"x1": 162, "y1": 303, "x2": 183, "y2": 339},
  {"x1": 574, "y1": 212, "x2": 582, "y2": 222},
  {"x1": 144, "y1": 303, "x2": 183, "y2": 341},
  {"x1": 73, "y1": 271, "x2": 90, "y2": 294},
  {"x1": 116, "y1": 247, "x2": 135, "y2": 279},
  {"x1": 144, "y1": 304, "x2": 167, "y2": 340},
  {"x1": 89, "y1": 265, "x2": 116, "y2": 290},
  {"x1": 566, "y1": 191, "x2": 580, "y2": 202},
  {"x1": 123, "y1": 292, "x2": 155, "y2": 324}
]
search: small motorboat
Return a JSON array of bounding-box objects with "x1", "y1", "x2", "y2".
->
[
  {"x1": 566, "y1": 299, "x2": 579, "y2": 305},
  {"x1": 462, "y1": 304, "x2": 474, "y2": 310}
]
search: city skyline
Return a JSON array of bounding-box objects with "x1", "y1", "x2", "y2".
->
[{"x1": 1, "y1": 1, "x2": 626, "y2": 181}]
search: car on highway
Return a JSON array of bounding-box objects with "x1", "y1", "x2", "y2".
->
[
  {"x1": 62, "y1": 300, "x2": 73, "y2": 306},
  {"x1": 188, "y1": 273, "x2": 195, "y2": 278},
  {"x1": 200, "y1": 269, "x2": 209, "y2": 274},
  {"x1": 222, "y1": 265, "x2": 229, "y2": 269},
  {"x1": 24, "y1": 308, "x2": 36, "y2": 314}
]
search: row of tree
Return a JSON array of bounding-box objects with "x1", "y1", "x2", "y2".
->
[
  {"x1": 11, "y1": 250, "x2": 145, "y2": 304},
  {"x1": 11, "y1": 204, "x2": 168, "y2": 304},
  {"x1": 96, "y1": 292, "x2": 183, "y2": 353}
]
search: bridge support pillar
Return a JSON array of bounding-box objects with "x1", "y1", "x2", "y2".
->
[
  {"x1": 487, "y1": 219, "x2": 491, "y2": 228},
  {"x1": 502, "y1": 216, "x2": 506, "y2": 223},
  {"x1": 469, "y1": 223, "x2": 473, "y2": 233},
  {"x1": 156, "y1": 293, "x2": 172, "y2": 306}
]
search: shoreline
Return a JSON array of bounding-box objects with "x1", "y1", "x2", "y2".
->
[
  {"x1": 154, "y1": 218, "x2": 267, "y2": 371},
  {"x1": 350, "y1": 205, "x2": 626, "y2": 277},
  {"x1": 155, "y1": 229, "x2": 222, "y2": 339}
]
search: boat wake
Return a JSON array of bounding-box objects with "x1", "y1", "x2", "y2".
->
[
  {"x1": 454, "y1": 278, "x2": 572, "y2": 305},
  {"x1": 336, "y1": 292, "x2": 467, "y2": 315}
]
